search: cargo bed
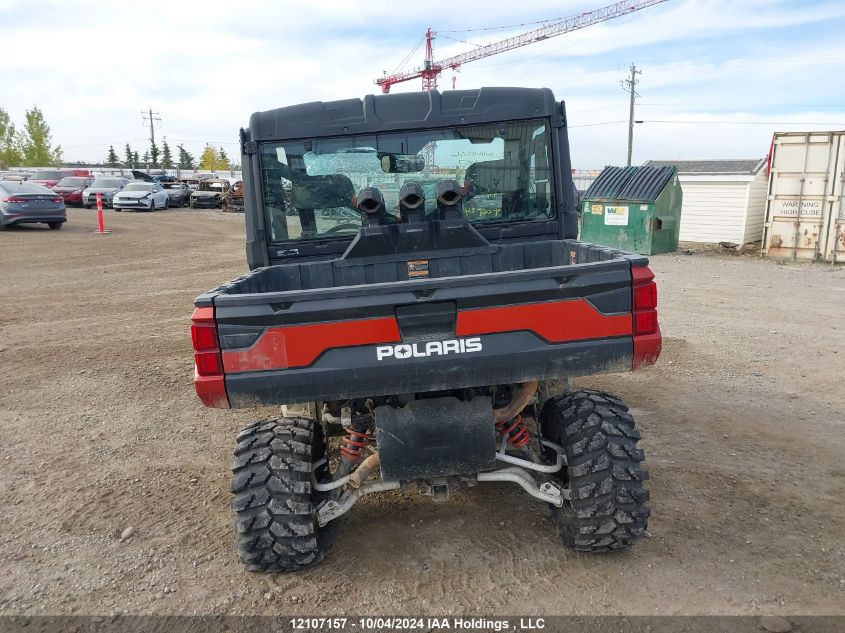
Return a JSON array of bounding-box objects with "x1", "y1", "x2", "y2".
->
[{"x1": 194, "y1": 239, "x2": 655, "y2": 408}]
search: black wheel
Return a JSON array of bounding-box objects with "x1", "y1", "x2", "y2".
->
[
  {"x1": 540, "y1": 390, "x2": 650, "y2": 552},
  {"x1": 164, "y1": 197, "x2": 170, "y2": 210},
  {"x1": 48, "y1": 221, "x2": 63, "y2": 230},
  {"x1": 84, "y1": 204, "x2": 92, "y2": 209},
  {"x1": 231, "y1": 417, "x2": 332, "y2": 572}
]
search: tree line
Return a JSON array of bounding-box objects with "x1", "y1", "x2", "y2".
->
[
  {"x1": 1, "y1": 104, "x2": 237, "y2": 172},
  {"x1": 0, "y1": 106, "x2": 63, "y2": 168},
  {"x1": 110, "y1": 141, "x2": 234, "y2": 172}
]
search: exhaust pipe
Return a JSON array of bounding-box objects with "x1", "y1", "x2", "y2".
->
[
  {"x1": 436, "y1": 179, "x2": 464, "y2": 219},
  {"x1": 398, "y1": 182, "x2": 426, "y2": 223},
  {"x1": 357, "y1": 187, "x2": 387, "y2": 226}
]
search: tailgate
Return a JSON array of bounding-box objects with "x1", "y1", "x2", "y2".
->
[{"x1": 204, "y1": 260, "x2": 638, "y2": 407}]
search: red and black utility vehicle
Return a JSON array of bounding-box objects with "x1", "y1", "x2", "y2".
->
[{"x1": 192, "y1": 88, "x2": 661, "y2": 572}]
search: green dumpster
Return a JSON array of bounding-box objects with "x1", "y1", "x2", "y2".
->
[{"x1": 580, "y1": 165, "x2": 682, "y2": 255}]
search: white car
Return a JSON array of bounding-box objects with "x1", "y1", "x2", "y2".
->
[{"x1": 112, "y1": 182, "x2": 170, "y2": 212}]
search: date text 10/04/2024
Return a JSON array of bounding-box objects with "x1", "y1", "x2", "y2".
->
[{"x1": 289, "y1": 617, "x2": 547, "y2": 631}]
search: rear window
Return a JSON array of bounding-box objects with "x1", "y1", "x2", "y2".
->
[
  {"x1": 124, "y1": 183, "x2": 153, "y2": 191},
  {"x1": 1, "y1": 181, "x2": 53, "y2": 194}
]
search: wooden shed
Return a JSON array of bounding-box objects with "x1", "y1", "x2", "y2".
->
[{"x1": 644, "y1": 159, "x2": 768, "y2": 245}]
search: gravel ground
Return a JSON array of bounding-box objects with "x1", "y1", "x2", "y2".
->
[{"x1": 0, "y1": 208, "x2": 843, "y2": 617}]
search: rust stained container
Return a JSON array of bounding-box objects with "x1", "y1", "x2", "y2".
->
[{"x1": 762, "y1": 131, "x2": 845, "y2": 262}]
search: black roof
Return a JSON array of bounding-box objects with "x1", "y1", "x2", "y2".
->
[
  {"x1": 584, "y1": 165, "x2": 676, "y2": 202},
  {"x1": 247, "y1": 88, "x2": 561, "y2": 142},
  {"x1": 644, "y1": 159, "x2": 766, "y2": 175}
]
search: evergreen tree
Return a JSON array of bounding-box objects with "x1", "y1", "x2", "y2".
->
[
  {"x1": 199, "y1": 144, "x2": 218, "y2": 171},
  {"x1": 177, "y1": 144, "x2": 194, "y2": 170},
  {"x1": 160, "y1": 138, "x2": 173, "y2": 169},
  {"x1": 107, "y1": 145, "x2": 119, "y2": 167},
  {"x1": 150, "y1": 140, "x2": 160, "y2": 168},
  {"x1": 132, "y1": 151, "x2": 140, "y2": 168},
  {"x1": 20, "y1": 106, "x2": 62, "y2": 166},
  {"x1": 124, "y1": 143, "x2": 133, "y2": 167},
  {"x1": 0, "y1": 107, "x2": 23, "y2": 168},
  {"x1": 217, "y1": 146, "x2": 230, "y2": 170},
  {"x1": 142, "y1": 151, "x2": 150, "y2": 168}
]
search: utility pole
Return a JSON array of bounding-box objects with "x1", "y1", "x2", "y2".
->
[
  {"x1": 622, "y1": 64, "x2": 641, "y2": 167},
  {"x1": 141, "y1": 109, "x2": 161, "y2": 169}
]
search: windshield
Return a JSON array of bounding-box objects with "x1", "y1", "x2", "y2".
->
[
  {"x1": 57, "y1": 177, "x2": 88, "y2": 187},
  {"x1": 91, "y1": 179, "x2": 122, "y2": 188},
  {"x1": 164, "y1": 183, "x2": 183, "y2": 189},
  {"x1": 259, "y1": 118, "x2": 554, "y2": 242},
  {"x1": 124, "y1": 183, "x2": 152, "y2": 192}
]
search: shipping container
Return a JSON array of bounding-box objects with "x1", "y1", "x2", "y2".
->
[{"x1": 762, "y1": 131, "x2": 845, "y2": 262}]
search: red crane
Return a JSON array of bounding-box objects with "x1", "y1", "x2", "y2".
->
[{"x1": 376, "y1": 0, "x2": 669, "y2": 93}]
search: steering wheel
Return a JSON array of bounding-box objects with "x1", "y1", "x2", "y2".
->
[{"x1": 323, "y1": 223, "x2": 360, "y2": 234}]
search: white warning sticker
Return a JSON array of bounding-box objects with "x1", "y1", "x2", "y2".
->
[{"x1": 604, "y1": 205, "x2": 629, "y2": 226}]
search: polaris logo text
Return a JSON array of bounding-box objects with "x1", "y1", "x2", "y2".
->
[{"x1": 376, "y1": 338, "x2": 482, "y2": 361}]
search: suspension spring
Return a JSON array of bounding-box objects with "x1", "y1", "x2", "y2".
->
[
  {"x1": 341, "y1": 428, "x2": 373, "y2": 461},
  {"x1": 496, "y1": 415, "x2": 530, "y2": 448}
]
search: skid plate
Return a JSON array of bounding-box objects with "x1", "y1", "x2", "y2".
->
[{"x1": 375, "y1": 396, "x2": 495, "y2": 481}]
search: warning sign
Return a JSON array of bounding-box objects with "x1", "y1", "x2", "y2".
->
[
  {"x1": 772, "y1": 199, "x2": 822, "y2": 217},
  {"x1": 604, "y1": 205, "x2": 629, "y2": 226},
  {"x1": 591, "y1": 204, "x2": 603, "y2": 215}
]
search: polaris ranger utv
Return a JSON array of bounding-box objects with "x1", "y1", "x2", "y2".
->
[{"x1": 191, "y1": 88, "x2": 661, "y2": 572}]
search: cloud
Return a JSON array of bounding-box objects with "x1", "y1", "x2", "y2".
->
[{"x1": 0, "y1": 0, "x2": 842, "y2": 167}]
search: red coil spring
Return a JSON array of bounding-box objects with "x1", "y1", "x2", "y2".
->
[
  {"x1": 341, "y1": 428, "x2": 373, "y2": 460},
  {"x1": 496, "y1": 415, "x2": 530, "y2": 448}
]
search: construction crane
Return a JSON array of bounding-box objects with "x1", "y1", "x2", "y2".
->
[{"x1": 376, "y1": 0, "x2": 669, "y2": 93}]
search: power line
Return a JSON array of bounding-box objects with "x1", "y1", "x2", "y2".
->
[
  {"x1": 570, "y1": 120, "x2": 628, "y2": 128},
  {"x1": 639, "y1": 119, "x2": 845, "y2": 125}
]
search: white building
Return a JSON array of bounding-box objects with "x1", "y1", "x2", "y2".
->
[{"x1": 644, "y1": 159, "x2": 768, "y2": 245}]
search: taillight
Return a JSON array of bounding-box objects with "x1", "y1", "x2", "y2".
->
[
  {"x1": 2, "y1": 196, "x2": 26, "y2": 203},
  {"x1": 632, "y1": 266, "x2": 661, "y2": 369},
  {"x1": 191, "y1": 306, "x2": 229, "y2": 407},
  {"x1": 51, "y1": 196, "x2": 64, "y2": 203},
  {"x1": 634, "y1": 282, "x2": 657, "y2": 312}
]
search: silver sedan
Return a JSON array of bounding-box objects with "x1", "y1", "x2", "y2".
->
[{"x1": 112, "y1": 182, "x2": 170, "y2": 212}]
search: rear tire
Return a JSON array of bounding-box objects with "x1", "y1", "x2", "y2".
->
[
  {"x1": 48, "y1": 222, "x2": 63, "y2": 230},
  {"x1": 540, "y1": 390, "x2": 650, "y2": 552},
  {"x1": 164, "y1": 197, "x2": 170, "y2": 210},
  {"x1": 231, "y1": 417, "x2": 332, "y2": 572}
]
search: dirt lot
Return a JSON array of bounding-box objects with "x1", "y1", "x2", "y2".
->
[{"x1": 0, "y1": 208, "x2": 843, "y2": 617}]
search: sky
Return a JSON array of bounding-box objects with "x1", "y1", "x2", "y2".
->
[{"x1": 1, "y1": 0, "x2": 844, "y2": 169}]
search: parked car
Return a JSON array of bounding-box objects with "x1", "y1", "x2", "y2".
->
[
  {"x1": 0, "y1": 172, "x2": 33, "y2": 181},
  {"x1": 52, "y1": 176, "x2": 95, "y2": 207},
  {"x1": 163, "y1": 181, "x2": 191, "y2": 207},
  {"x1": 112, "y1": 182, "x2": 170, "y2": 211},
  {"x1": 82, "y1": 177, "x2": 128, "y2": 208},
  {"x1": 131, "y1": 170, "x2": 178, "y2": 184},
  {"x1": 180, "y1": 177, "x2": 200, "y2": 191},
  {"x1": 29, "y1": 170, "x2": 66, "y2": 188},
  {"x1": 0, "y1": 180, "x2": 66, "y2": 230},
  {"x1": 190, "y1": 178, "x2": 230, "y2": 209},
  {"x1": 229, "y1": 180, "x2": 244, "y2": 212}
]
